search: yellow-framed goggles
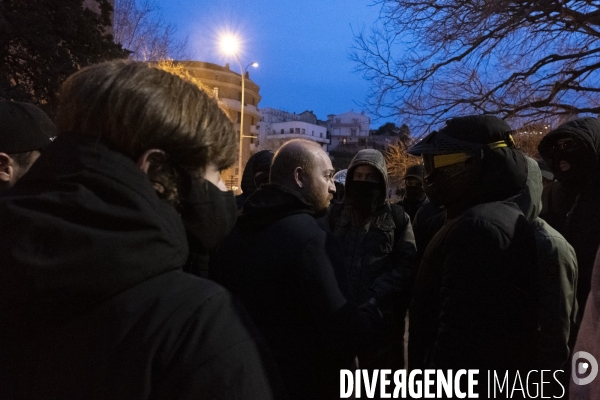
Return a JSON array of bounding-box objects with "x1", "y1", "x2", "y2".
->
[{"x1": 432, "y1": 139, "x2": 511, "y2": 169}]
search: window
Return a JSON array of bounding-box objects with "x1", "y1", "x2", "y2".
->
[
  {"x1": 290, "y1": 128, "x2": 294, "y2": 134},
  {"x1": 213, "y1": 87, "x2": 219, "y2": 98},
  {"x1": 295, "y1": 128, "x2": 301, "y2": 134},
  {"x1": 281, "y1": 129, "x2": 284, "y2": 134},
  {"x1": 237, "y1": 112, "x2": 241, "y2": 123},
  {"x1": 342, "y1": 137, "x2": 347, "y2": 145},
  {"x1": 320, "y1": 132, "x2": 323, "y2": 138},
  {"x1": 238, "y1": 92, "x2": 242, "y2": 101},
  {"x1": 251, "y1": 117, "x2": 255, "y2": 125},
  {"x1": 335, "y1": 118, "x2": 341, "y2": 124},
  {"x1": 250, "y1": 138, "x2": 254, "y2": 144},
  {"x1": 359, "y1": 138, "x2": 366, "y2": 146},
  {"x1": 351, "y1": 129, "x2": 357, "y2": 136},
  {"x1": 302, "y1": 129, "x2": 306, "y2": 135}
]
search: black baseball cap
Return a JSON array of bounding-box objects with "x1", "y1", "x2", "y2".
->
[{"x1": 0, "y1": 100, "x2": 56, "y2": 154}]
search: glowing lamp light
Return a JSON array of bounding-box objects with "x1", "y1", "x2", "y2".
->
[{"x1": 220, "y1": 34, "x2": 240, "y2": 55}]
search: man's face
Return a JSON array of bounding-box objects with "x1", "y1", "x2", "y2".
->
[
  {"x1": 0, "y1": 150, "x2": 41, "y2": 193},
  {"x1": 301, "y1": 150, "x2": 335, "y2": 213},
  {"x1": 353, "y1": 165, "x2": 381, "y2": 183}
]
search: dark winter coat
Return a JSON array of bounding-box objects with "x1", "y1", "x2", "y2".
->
[
  {"x1": 212, "y1": 183, "x2": 368, "y2": 400},
  {"x1": 513, "y1": 157, "x2": 578, "y2": 372},
  {"x1": 397, "y1": 195, "x2": 429, "y2": 222},
  {"x1": 331, "y1": 149, "x2": 417, "y2": 314},
  {"x1": 0, "y1": 135, "x2": 277, "y2": 400},
  {"x1": 409, "y1": 148, "x2": 539, "y2": 372},
  {"x1": 538, "y1": 118, "x2": 600, "y2": 322}
]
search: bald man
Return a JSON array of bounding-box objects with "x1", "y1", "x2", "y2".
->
[{"x1": 212, "y1": 139, "x2": 380, "y2": 400}]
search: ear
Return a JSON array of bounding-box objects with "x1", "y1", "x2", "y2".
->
[
  {"x1": 0, "y1": 153, "x2": 13, "y2": 183},
  {"x1": 137, "y1": 149, "x2": 165, "y2": 174},
  {"x1": 293, "y1": 166, "x2": 304, "y2": 188}
]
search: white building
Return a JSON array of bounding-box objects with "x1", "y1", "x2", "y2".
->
[
  {"x1": 327, "y1": 110, "x2": 371, "y2": 152},
  {"x1": 257, "y1": 108, "x2": 328, "y2": 152}
]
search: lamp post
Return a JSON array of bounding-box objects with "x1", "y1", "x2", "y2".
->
[{"x1": 220, "y1": 34, "x2": 258, "y2": 188}]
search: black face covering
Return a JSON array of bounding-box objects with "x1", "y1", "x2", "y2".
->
[
  {"x1": 179, "y1": 178, "x2": 238, "y2": 252},
  {"x1": 552, "y1": 142, "x2": 597, "y2": 190},
  {"x1": 404, "y1": 186, "x2": 426, "y2": 203},
  {"x1": 349, "y1": 181, "x2": 381, "y2": 214},
  {"x1": 423, "y1": 154, "x2": 480, "y2": 209}
]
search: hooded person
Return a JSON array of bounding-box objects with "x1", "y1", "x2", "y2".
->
[
  {"x1": 396, "y1": 164, "x2": 429, "y2": 221},
  {"x1": 329, "y1": 149, "x2": 417, "y2": 370},
  {"x1": 538, "y1": 117, "x2": 600, "y2": 328},
  {"x1": 0, "y1": 100, "x2": 56, "y2": 193},
  {"x1": 235, "y1": 150, "x2": 275, "y2": 210},
  {"x1": 407, "y1": 115, "x2": 539, "y2": 381},
  {"x1": 513, "y1": 157, "x2": 578, "y2": 391},
  {"x1": 0, "y1": 61, "x2": 277, "y2": 399},
  {"x1": 211, "y1": 139, "x2": 382, "y2": 400}
]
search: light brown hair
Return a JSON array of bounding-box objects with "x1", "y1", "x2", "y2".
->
[{"x1": 56, "y1": 60, "x2": 237, "y2": 202}]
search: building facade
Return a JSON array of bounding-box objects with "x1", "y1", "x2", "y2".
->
[
  {"x1": 327, "y1": 110, "x2": 371, "y2": 153},
  {"x1": 180, "y1": 61, "x2": 261, "y2": 191},
  {"x1": 257, "y1": 108, "x2": 328, "y2": 152}
]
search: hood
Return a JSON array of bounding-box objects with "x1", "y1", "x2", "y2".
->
[
  {"x1": 513, "y1": 157, "x2": 543, "y2": 222},
  {"x1": 538, "y1": 117, "x2": 600, "y2": 171},
  {"x1": 238, "y1": 183, "x2": 315, "y2": 229},
  {"x1": 345, "y1": 149, "x2": 388, "y2": 205},
  {"x1": 0, "y1": 135, "x2": 188, "y2": 324},
  {"x1": 240, "y1": 150, "x2": 275, "y2": 194}
]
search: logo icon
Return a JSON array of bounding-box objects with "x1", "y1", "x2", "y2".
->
[{"x1": 572, "y1": 351, "x2": 599, "y2": 386}]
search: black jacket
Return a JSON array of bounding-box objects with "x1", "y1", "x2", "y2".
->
[
  {"x1": 411, "y1": 202, "x2": 539, "y2": 370},
  {"x1": 332, "y1": 149, "x2": 417, "y2": 314},
  {"x1": 538, "y1": 118, "x2": 600, "y2": 321},
  {"x1": 409, "y1": 148, "x2": 539, "y2": 372},
  {"x1": 212, "y1": 184, "x2": 368, "y2": 400},
  {"x1": 0, "y1": 135, "x2": 276, "y2": 400},
  {"x1": 397, "y1": 195, "x2": 429, "y2": 222}
]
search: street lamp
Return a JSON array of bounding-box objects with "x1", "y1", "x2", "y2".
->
[{"x1": 220, "y1": 34, "x2": 258, "y2": 188}]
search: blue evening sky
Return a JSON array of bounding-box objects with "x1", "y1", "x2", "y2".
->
[{"x1": 154, "y1": 0, "x2": 393, "y2": 127}]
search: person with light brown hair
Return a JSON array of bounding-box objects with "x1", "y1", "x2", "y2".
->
[{"x1": 0, "y1": 60, "x2": 277, "y2": 399}]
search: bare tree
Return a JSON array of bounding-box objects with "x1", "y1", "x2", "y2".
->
[
  {"x1": 113, "y1": 0, "x2": 189, "y2": 61},
  {"x1": 384, "y1": 140, "x2": 421, "y2": 185},
  {"x1": 353, "y1": 1, "x2": 600, "y2": 133}
]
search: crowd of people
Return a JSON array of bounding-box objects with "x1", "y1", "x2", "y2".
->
[{"x1": 0, "y1": 60, "x2": 599, "y2": 399}]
